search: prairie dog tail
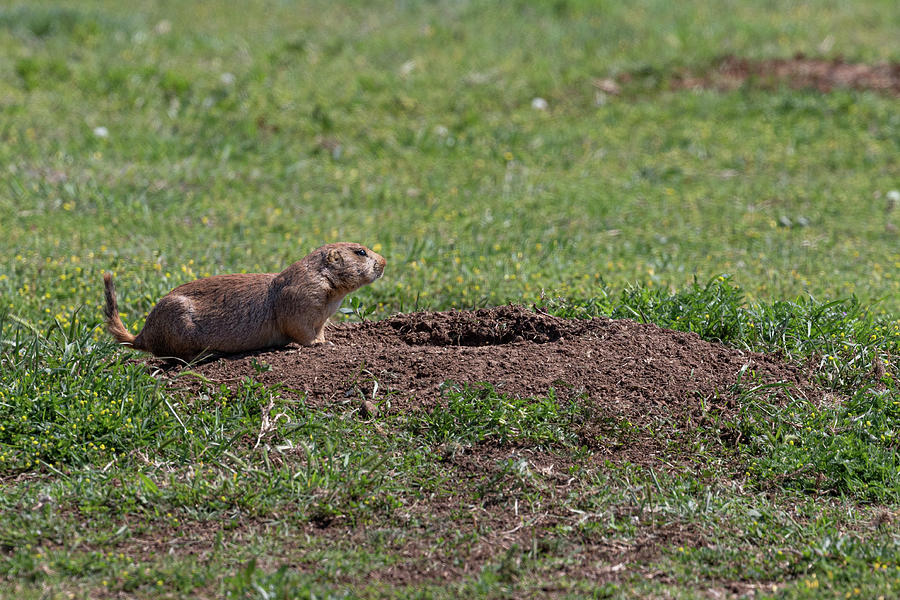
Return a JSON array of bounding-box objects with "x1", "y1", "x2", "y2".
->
[{"x1": 103, "y1": 273, "x2": 137, "y2": 347}]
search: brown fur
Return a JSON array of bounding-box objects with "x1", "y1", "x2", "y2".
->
[{"x1": 103, "y1": 242, "x2": 386, "y2": 361}]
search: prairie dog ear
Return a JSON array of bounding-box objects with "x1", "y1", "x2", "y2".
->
[{"x1": 327, "y1": 248, "x2": 345, "y2": 265}]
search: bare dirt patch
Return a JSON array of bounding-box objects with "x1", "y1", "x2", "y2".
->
[
  {"x1": 161, "y1": 306, "x2": 814, "y2": 464},
  {"x1": 615, "y1": 54, "x2": 900, "y2": 95}
]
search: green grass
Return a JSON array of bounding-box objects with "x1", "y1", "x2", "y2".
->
[
  {"x1": 408, "y1": 384, "x2": 584, "y2": 449},
  {"x1": 2, "y1": 278, "x2": 898, "y2": 597},
  {"x1": 2, "y1": 0, "x2": 900, "y2": 597},
  {"x1": 2, "y1": 0, "x2": 899, "y2": 327}
]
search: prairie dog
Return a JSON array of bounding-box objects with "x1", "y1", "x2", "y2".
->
[{"x1": 103, "y1": 242, "x2": 386, "y2": 361}]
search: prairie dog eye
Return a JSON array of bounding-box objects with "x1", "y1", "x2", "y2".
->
[{"x1": 354, "y1": 249, "x2": 367, "y2": 257}]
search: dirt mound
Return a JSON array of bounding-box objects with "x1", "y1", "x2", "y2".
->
[
  {"x1": 162, "y1": 306, "x2": 812, "y2": 463},
  {"x1": 619, "y1": 54, "x2": 900, "y2": 95},
  {"x1": 712, "y1": 55, "x2": 900, "y2": 95}
]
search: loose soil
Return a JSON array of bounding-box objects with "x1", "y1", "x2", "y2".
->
[
  {"x1": 617, "y1": 54, "x2": 900, "y2": 95},
  {"x1": 161, "y1": 306, "x2": 814, "y2": 465}
]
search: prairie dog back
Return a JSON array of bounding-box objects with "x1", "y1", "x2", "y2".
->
[{"x1": 103, "y1": 242, "x2": 386, "y2": 360}]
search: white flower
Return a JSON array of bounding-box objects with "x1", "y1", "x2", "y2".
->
[
  {"x1": 93, "y1": 126, "x2": 109, "y2": 138},
  {"x1": 531, "y1": 97, "x2": 548, "y2": 111},
  {"x1": 400, "y1": 60, "x2": 416, "y2": 77}
]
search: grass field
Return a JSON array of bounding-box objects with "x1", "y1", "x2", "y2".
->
[{"x1": 1, "y1": 0, "x2": 899, "y2": 597}]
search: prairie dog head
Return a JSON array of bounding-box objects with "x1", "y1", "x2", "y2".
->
[{"x1": 319, "y1": 242, "x2": 386, "y2": 292}]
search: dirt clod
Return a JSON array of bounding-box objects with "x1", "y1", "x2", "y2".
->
[{"x1": 359, "y1": 399, "x2": 379, "y2": 418}]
